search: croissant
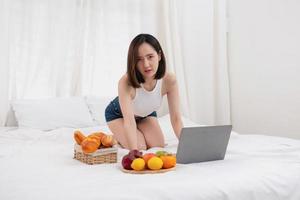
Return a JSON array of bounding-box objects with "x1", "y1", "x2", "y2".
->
[
  {"x1": 90, "y1": 132, "x2": 106, "y2": 139},
  {"x1": 81, "y1": 137, "x2": 100, "y2": 153},
  {"x1": 90, "y1": 132, "x2": 105, "y2": 141},
  {"x1": 87, "y1": 135, "x2": 101, "y2": 147},
  {"x1": 74, "y1": 130, "x2": 86, "y2": 145},
  {"x1": 101, "y1": 135, "x2": 117, "y2": 147}
]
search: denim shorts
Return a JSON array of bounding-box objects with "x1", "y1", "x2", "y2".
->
[{"x1": 105, "y1": 97, "x2": 157, "y2": 122}]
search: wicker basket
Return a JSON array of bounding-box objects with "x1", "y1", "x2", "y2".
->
[{"x1": 74, "y1": 144, "x2": 118, "y2": 165}]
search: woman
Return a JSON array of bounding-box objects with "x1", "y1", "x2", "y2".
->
[{"x1": 105, "y1": 33, "x2": 183, "y2": 150}]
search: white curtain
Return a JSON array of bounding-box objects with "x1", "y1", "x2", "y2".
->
[
  {"x1": 0, "y1": 0, "x2": 230, "y2": 126},
  {"x1": 160, "y1": 0, "x2": 231, "y2": 125},
  {"x1": 0, "y1": 0, "x2": 10, "y2": 125},
  {"x1": 213, "y1": 0, "x2": 231, "y2": 125}
]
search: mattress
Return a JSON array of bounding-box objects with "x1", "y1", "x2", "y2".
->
[{"x1": 0, "y1": 115, "x2": 300, "y2": 200}]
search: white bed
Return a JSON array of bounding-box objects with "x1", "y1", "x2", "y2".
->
[{"x1": 1, "y1": 114, "x2": 300, "y2": 200}]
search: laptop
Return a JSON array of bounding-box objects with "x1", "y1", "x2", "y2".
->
[{"x1": 176, "y1": 125, "x2": 232, "y2": 164}]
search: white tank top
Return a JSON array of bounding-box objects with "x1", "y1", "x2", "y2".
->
[{"x1": 132, "y1": 79, "x2": 163, "y2": 117}]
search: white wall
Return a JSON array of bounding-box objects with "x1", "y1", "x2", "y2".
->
[{"x1": 228, "y1": 0, "x2": 300, "y2": 139}]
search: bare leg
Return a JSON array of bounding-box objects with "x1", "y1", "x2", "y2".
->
[
  {"x1": 107, "y1": 118, "x2": 147, "y2": 150},
  {"x1": 137, "y1": 117, "x2": 165, "y2": 148}
]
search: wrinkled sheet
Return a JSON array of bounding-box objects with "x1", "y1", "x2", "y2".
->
[{"x1": 1, "y1": 119, "x2": 300, "y2": 200}]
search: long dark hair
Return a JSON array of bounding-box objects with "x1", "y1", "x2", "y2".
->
[{"x1": 127, "y1": 34, "x2": 166, "y2": 88}]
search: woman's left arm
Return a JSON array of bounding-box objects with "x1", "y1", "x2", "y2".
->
[{"x1": 166, "y1": 73, "x2": 183, "y2": 139}]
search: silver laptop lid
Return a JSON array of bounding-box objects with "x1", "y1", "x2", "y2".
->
[{"x1": 176, "y1": 125, "x2": 232, "y2": 164}]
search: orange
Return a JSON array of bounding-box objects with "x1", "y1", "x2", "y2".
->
[
  {"x1": 131, "y1": 158, "x2": 145, "y2": 171},
  {"x1": 160, "y1": 155, "x2": 176, "y2": 169},
  {"x1": 142, "y1": 153, "x2": 156, "y2": 168},
  {"x1": 147, "y1": 156, "x2": 163, "y2": 170}
]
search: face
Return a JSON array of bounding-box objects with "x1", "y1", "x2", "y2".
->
[{"x1": 136, "y1": 42, "x2": 161, "y2": 80}]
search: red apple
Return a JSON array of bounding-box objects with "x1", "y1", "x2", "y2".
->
[
  {"x1": 128, "y1": 149, "x2": 143, "y2": 158},
  {"x1": 122, "y1": 154, "x2": 134, "y2": 170}
]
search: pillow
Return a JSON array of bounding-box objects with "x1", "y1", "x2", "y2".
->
[
  {"x1": 12, "y1": 97, "x2": 95, "y2": 131},
  {"x1": 85, "y1": 96, "x2": 113, "y2": 125}
]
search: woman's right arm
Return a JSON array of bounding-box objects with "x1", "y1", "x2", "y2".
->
[{"x1": 118, "y1": 76, "x2": 138, "y2": 150}]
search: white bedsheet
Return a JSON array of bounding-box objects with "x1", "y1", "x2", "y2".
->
[{"x1": 1, "y1": 118, "x2": 300, "y2": 200}]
